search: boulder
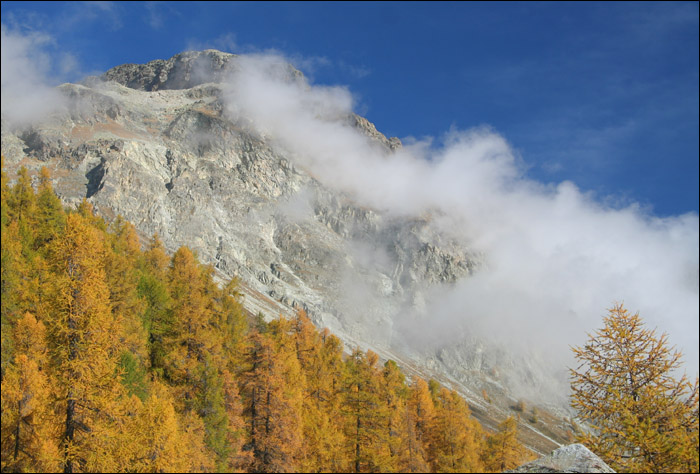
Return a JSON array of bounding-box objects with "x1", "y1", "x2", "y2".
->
[{"x1": 507, "y1": 444, "x2": 615, "y2": 473}]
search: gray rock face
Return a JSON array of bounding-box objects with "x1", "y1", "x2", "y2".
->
[
  {"x1": 100, "y1": 50, "x2": 240, "y2": 91},
  {"x1": 507, "y1": 444, "x2": 615, "y2": 473}
]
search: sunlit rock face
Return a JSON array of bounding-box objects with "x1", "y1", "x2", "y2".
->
[
  {"x1": 507, "y1": 444, "x2": 616, "y2": 473},
  {"x1": 1, "y1": 50, "x2": 572, "y2": 453}
]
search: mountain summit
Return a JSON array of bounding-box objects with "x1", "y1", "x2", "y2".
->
[{"x1": 101, "y1": 49, "x2": 240, "y2": 91}]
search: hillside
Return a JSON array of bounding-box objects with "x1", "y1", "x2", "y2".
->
[{"x1": 1, "y1": 50, "x2": 575, "y2": 453}]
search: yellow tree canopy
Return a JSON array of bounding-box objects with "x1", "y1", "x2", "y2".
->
[{"x1": 570, "y1": 303, "x2": 699, "y2": 473}]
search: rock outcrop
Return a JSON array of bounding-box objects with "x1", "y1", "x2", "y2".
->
[
  {"x1": 100, "y1": 50, "x2": 241, "y2": 91},
  {"x1": 507, "y1": 444, "x2": 615, "y2": 473}
]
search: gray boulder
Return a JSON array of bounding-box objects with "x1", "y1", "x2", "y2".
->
[{"x1": 507, "y1": 444, "x2": 615, "y2": 473}]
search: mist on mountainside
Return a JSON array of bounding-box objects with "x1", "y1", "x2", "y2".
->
[{"x1": 219, "y1": 52, "x2": 699, "y2": 384}]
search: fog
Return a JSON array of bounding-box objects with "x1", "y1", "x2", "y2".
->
[
  {"x1": 0, "y1": 25, "x2": 67, "y2": 126},
  {"x1": 222, "y1": 53, "x2": 699, "y2": 379}
]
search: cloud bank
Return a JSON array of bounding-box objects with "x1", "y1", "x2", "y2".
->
[
  {"x1": 222, "y1": 53, "x2": 699, "y2": 378},
  {"x1": 0, "y1": 25, "x2": 67, "y2": 126}
]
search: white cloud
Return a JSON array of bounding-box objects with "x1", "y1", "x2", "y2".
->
[
  {"x1": 186, "y1": 32, "x2": 239, "y2": 55},
  {"x1": 221, "y1": 51, "x2": 699, "y2": 379},
  {"x1": 0, "y1": 25, "x2": 67, "y2": 126},
  {"x1": 338, "y1": 60, "x2": 371, "y2": 79},
  {"x1": 145, "y1": 2, "x2": 164, "y2": 30}
]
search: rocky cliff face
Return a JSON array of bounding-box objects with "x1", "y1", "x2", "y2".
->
[{"x1": 1, "y1": 50, "x2": 572, "y2": 452}]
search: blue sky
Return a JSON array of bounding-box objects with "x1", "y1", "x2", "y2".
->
[{"x1": 2, "y1": 1, "x2": 698, "y2": 216}]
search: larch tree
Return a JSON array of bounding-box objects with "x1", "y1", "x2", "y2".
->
[
  {"x1": 117, "y1": 382, "x2": 195, "y2": 473},
  {"x1": 291, "y1": 311, "x2": 348, "y2": 473},
  {"x1": 382, "y1": 360, "x2": 431, "y2": 473},
  {"x1": 570, "y1": 303, "x2": 699, "y2": 473},
  {"x1": 432, "y1": 387, "x2": 485, "y2": 473},
  {"x1": 481, "y1": 416, "x2": 534, "y2": 472},
  {"x1": 382, "y1": 359, "x2": 408, "y2": 471},
  {"x1": 7, "y1": 167, "x2": 37, "y2": 239},
  {"x1": 1, "y1": 312, "x2": 60, "y2": 472},
  {"x1": 342, "y1": 348, "x2": 392, "y2": 473},
  {"x1": 44, "y1": 213, "x2": 128, "y2": 473},
  {"x1": 409, "y1": 377, "x2": 437, "y2": 468},
  {"x1": 240, "y1": 330, "x2": 304, "y2": 472},
  {"x1": 164, "y1": 246, "x2": 213, "y2": 402},
  {"x1": 2, "y1": 166, "x2": 49, "y2": 373}
]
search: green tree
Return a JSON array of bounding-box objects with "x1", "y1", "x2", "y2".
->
[
  {"x1": 570, "y1": 303, "x2": 699, "y2": 473},
  {"x1": 137, "y1": 235, "x2": 173, "y2": 376},
  {"x1": 34, "y1": 167, "x2": 66, "y2": 249}
]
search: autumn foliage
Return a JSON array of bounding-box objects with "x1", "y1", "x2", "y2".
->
[
  {"x1": 1, "y1": 163, "x2": 533, "y2": 472},
  {"x1": 571, "y1": 303, "x2": 699, "y2": 473}
]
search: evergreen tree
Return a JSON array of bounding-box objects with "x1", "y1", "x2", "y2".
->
[
  {"x1": 1, "y1": 219, "x2": 23, "y2": 376},
  {"x1": 34, "y1": 167, "x2": 66, "y2": 249},
  {"x1": 194, "y1": 354, "x2": 232, "y2": 470},
  {"x1": 106, "y1": 216, "x2": 148, "y2": 365},
  {"x1": 138, "y1": 234, "x2": 173, "y2": 376},
  {"x1": 164, "y1": 247, "x2": 212, "y2": 399}
]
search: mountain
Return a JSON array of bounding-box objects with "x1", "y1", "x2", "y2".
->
[{"x1": 1, "y1": 50, "x2": 573, "y2": 453}]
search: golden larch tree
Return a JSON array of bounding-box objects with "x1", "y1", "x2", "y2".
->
[
  {"x1": 481, "y1": 415, "x2": 534, "y2": 472},
  {"x1": 570, "y1": 303, "x2": 699, "y2": 473},
  {"x1": 1, "y1": 312, "x2": 60, "y2": 472},
  {"x1": 240, "y1": 330, "x2": 304, "y2": 472},
  {"x1": 342, "y1": 348, "x2": 393, "y2": 473},
  {"x1": 291, "y1": 311, "x2": 348, "y2": 473},
  {"x1": 409, "y1": 377, "x2": 437, "y2": 468},
  {"x1": 431, "y1": 387, "x2": 485, "y2": 473},
  {"x1": 44, "y1": 213, "x2": 127, "y2": 473}
]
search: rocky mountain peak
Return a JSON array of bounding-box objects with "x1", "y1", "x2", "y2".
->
[{"x1": 100, "y1": 49, "x2": 240, "y2": 91}]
